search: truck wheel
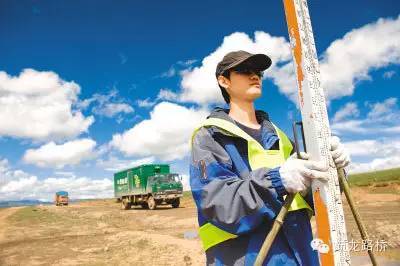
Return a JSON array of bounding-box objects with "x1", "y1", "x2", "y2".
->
[
  {"x1": 171, "y1": 198, "x2": 180, "y2": 208},
  {"x1": 141, "y1": 202, "x2": 149, "y2": 209},
  {"x1": 147, "y1": 196, "x2": 156, "y2": 210},
  {"x1": 122, "y1": 198, "x2": 131, "y2": 210}
]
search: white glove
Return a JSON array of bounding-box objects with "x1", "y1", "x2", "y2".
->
[
  {"x1": 279, "y1": 152, "x2": 329, "y2": 193},
  {"x1": 330, "y1": 136, "x2": 351, "y2": 168}
]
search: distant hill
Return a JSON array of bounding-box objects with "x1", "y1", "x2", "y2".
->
[
  {"x1": 348, "y1": 167, "x2": 400, "y2": 186},
  {"x1": 0, "y1": 200, "x2": 52, "y2": 208}
]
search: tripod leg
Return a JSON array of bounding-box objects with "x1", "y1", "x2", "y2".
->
[
  {"x1": 338, "y1": 168, "x2": 378, "y2": 266},
  {"x1": 254, "y1": 193, "x2": 296, "y2": 266}
]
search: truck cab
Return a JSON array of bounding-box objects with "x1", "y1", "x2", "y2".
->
[{"x1": 147, "y1": 173, "x2": 183, "y2": 208}]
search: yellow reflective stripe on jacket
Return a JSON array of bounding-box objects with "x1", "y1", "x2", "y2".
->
[
  {"x1": 192, "y1": 118, "x2": 312, "y2": 251},
  {"x1": 198, "y1": 222, "x2": 238, "y2": 251}
]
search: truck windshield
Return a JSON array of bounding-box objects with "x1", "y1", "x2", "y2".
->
[
  {"x1": 154, "y1": 174, "x2": 180, "y2": 183},
  {"x1": 169, "y1": 174, "x2": 181, "y2": 182}
]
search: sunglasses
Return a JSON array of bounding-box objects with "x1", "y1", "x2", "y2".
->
[{"x1": 231, "y1": 68, "x2": 264, "y2": 78}]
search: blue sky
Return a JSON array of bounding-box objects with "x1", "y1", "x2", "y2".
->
[{"x1": 0, "y1": 0, "x2": 399, "y2": 200}]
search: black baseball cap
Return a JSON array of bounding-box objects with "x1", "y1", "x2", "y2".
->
[{"x1": 215, "y1": 50, "x2": 272, "y2": 77}]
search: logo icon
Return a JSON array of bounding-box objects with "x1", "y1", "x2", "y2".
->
[{"x1": 310, "y1": 238, "x2": 330, "y2": 254}]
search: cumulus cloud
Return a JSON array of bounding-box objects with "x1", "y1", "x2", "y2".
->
[
  {"x1": 177, "y1": 16, "x2": 400, "y2": 106},
  {"x1": 0, "y1": 158, "x2": 30, "y2": 187},
  {"x1": 96, "y1": 155, "x2": 155, "y2": 172},
  {"x1": 23, "y1": 138, "x2": 97, "y2": 168},
  {"x1": 0, "y1": 175, "x2": 113, "y2": 201},
  {"x1": 137, "y1": 98, "x2": 157, "y2": 108},
  {"x1": 160, "y1": 66, "x2": 176, "y2": 78},
  {"x1": 332, "y1": 102, "x2": 360, "y2": 122},
  {"x1": 111, "y1": 102, "x2": 208, "y2": 160},
  {"x1": 93, "y1": 103, "x2": 133, "y2": 118},
  {"x1": 331, "y1": 97, "x2": 399, "y2": 135},
  {"x1": 0, "y1": 159, "x2": 113, "y2": 201},
  {"x1": 159, "y1": 59, "x2": 197, "y2": 79},
  {"x1": 157, "y1": 89, "x2": 179, "y2": 101},
  {"x1": 345, "y1": 138, "x2": 400, "y2": 173},
  {"x1": 137, "y1": 89, "x2": 179, "y2": 109},
  {"x1": 320, "y1": 16, "x2": 400, "y2": 100},
  {"x1": 367, "y1": 97, "x2": 397, "y2": 118},
  {"x1": 0, "y1": 69, "x2": 94, "y2": 141},
  {"x1": 331, "y1": 99, "x2": 400, "y2": 173},
  {"x1": 79, "y1": 89, "x2": 134, "y2": 118}
]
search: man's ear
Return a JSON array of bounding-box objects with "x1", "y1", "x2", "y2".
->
[{"x1": 217, "y1": 75, "x2": 230, "y2": 89}]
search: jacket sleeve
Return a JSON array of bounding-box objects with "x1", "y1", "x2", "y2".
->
[{"x1": 190, "y1": 127, "x2": 288, "y2": 235}]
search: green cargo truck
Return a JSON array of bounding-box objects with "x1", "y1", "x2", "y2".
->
[{"x1": 114, "y1": 164, "x2": 183, "y2": 210}]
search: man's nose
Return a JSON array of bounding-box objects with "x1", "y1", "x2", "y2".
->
[{"x1": 250, "y1": 73, "x2": 260, "y2": 80}]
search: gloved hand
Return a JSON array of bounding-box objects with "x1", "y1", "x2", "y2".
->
[
  {"x1": 279, "y1": 152, "x2": 329, "y2": 193},
  {"x1": 330, "y1": 136, "x2": 351, "y2": 168}
]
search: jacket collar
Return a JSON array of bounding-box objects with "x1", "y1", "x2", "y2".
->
[{"x1": 207, "y1": 107, "x2": 273, "y2": 130}]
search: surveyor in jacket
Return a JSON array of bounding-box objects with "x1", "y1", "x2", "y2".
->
[{"x1": 190, "y1": 50, "x2": 350, "y2": 266}]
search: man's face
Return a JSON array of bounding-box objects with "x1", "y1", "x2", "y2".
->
[{"x1": 218, "y1": 68, "x2": 263, "y2": 102}]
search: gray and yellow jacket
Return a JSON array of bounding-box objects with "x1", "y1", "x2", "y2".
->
[{"x1": 190, "y1": 107, "x2": 319, "y2": 266}]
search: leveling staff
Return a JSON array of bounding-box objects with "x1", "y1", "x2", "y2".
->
[{"x1": 190, "y1": 51, "x2": 350, "y2": 265}]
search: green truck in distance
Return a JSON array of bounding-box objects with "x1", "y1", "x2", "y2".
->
[{"x1": 114, "y1": 164, "x2": 183, "y2": 210}]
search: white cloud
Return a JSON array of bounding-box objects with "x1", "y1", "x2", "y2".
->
[
  {"x1": 137, "y1": 98, "x2": 157, "y2": 108},
  {"x1": 180, "y1": 174, "x2": 190, "y2": 191},
  {"x1": 0, "y1": 175, "x2": 113, "y2": 201},
  {"x1": 93, "y1": 103, "x2": 134, "y2": 117},
  {"x1": 320, "y1": 16, "x2": 400, "y2": 100},
  {"x1": 0, "y1": 159, "x2": 113, "y2": 201},
  {"x1": 157, "y1": 88, "x2": 179, "y2": 101},
  {"x1": 344, "y1": 139, "x2": 400, "y2": 158},
  {"x1": 160, "y1": 66, "x2": 176, "y2": 78},
  {"x1": 333, "y1": 102, "x2": 360, "y2": 122},
  {"x1": 23, "y1": 138, "x2": 97, "y2": 168},
  {"x1": 177, "y1": 59, "x2": 197, "y2": 67},
  {"x1": 332, "y1": 99, "x2": 400, "y2": 173},
  {"x1": 159, "y1": 59, "x2": 197, "y2": 79},
  {"x1": 137, "y1": 89, "x2": 179, "y2": 109},
  {"x1": 338, "y1": 137, "x2": 400, "y2": 174},
  {"x1": 367, "y1": 97, "x2": 397, "y2": 118},
  {"x1": 0, "y1": 69, "x2": 94, "y2": 141},
  {"x1": 79, "y1": 89, "x2": 134, "y2": 118},
  {"x1": 96, "y1": 155, "x2": 155, "y2": 172},
  {"x1": 1, "y1": 176, "x2": 37, "y2": 194},
  {"x1": 111, "y1": 102, "x2": 208, "y2": 160},
  {"x1": 331, "y1": 98, "x2": 399, "y2": 135},
  {"x1": 383, "y1": 70, "x2": 396, "y2": 79}
]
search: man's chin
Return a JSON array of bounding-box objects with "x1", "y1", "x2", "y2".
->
[{"x1": 248, "y1": 93, "x2": 262, "y2": 101}]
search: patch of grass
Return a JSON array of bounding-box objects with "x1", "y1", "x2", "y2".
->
[
  {"x1": 8, "y1": 207, "x2": 62, "y2": 225},
  {"x1": 182, "y1": 191, "x2": 193, "y2": 199},
  {"x1": 348, "y1": 168, "x2": 400, "y2": 187}
]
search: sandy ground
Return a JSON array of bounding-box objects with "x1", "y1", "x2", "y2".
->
[{"x1": 0, "y1": 185, "x2": 399, "y2": 266}]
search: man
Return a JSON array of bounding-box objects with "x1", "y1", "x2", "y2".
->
[{"x1": 190, "y1": 51, "x2": 350, "y2": 265}]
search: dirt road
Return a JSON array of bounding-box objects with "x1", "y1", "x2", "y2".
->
[{"x1": 0, "y1": 185, "x2": 399, "y2": 265}]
